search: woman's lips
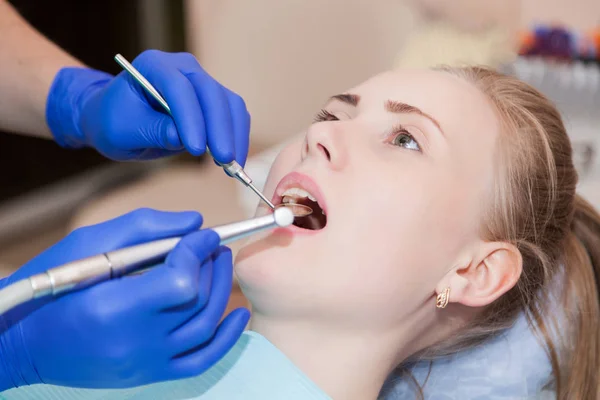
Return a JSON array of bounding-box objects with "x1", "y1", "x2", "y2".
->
[
  {"x1": 272, "y1": 224, "x2": 320, "y2": 237},
  {"x1": 269, "y1": 171, "x2": 328, "y2": 236},
  {"x1": 271, "y1": 172, "x2": 328, "y2": 214}
]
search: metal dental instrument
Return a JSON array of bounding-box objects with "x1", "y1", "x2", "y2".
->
[
  {"x1": 0, "y1": 207, "x2": 295, "y2": 315},
  {"x1": 274, "y1": 203, "x2": 312, "y2": 217},
  {"x1": 113, "y1": 54, "x2": 276, "y2": 210}
]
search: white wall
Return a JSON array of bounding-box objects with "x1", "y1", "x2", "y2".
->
[
  {"x1": 521, "y1": 0, "x2": 600, "y2": 30},
  {"x1": 184, "y1": 0, "x2": 420, "y2": 148}
]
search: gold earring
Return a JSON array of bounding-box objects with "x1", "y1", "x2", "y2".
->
[{"x1": 436, "y1": 287, "x2": 450, "y2": 309}]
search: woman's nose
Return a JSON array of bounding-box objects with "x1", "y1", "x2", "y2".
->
[{"x1": 301, "y1": 123, "x2": 346, "y2": 170}]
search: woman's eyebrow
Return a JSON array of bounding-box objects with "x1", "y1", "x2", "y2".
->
[
  {"x1": 328, "y1": 93, "x2": 360, "y2": 106},
  {"x1": 385, "y1": 100, "x2": 444, "y2": 136},
  {"x1": 325, "y1": 94, "x2": 445, "y2": 137}
]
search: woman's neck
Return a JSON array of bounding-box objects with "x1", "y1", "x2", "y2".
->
[{"x1": 250, "y1": 315, "x2": 419, "y2": 400}]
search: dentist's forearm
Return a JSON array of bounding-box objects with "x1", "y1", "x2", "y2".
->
[{"x1": 0, "y1": 0, "x2": 84, "y2": 139}]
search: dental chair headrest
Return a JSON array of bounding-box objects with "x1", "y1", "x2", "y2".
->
[
  {"x1": 238, "y1": 142, "x2": 556, "y2": 400},
  {"x1": 379, "y1": 313, "x2": 554, "y2": 399}
]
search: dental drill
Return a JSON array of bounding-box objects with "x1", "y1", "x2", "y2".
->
[
  {"x1": 113, "y1": 54, "x2": 276, "y2": 210},
  {"x1": 0, "y1": 207, "x2": 295, "y2": 316}
]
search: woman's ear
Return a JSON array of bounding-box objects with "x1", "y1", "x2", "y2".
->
[{"x1": 438, "y1": 242, "x2": 522, "y2": 308}]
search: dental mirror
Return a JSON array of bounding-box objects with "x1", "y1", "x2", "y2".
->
[{"x1": 275, "y1": 203, "x2": 313, "y2": 217}]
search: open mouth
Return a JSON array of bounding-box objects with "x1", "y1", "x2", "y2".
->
[
  {"x1": 274, "y1": 173, "x2": 327, "y2": 231},
  {"x1": 281, "y1": 188, "x2": 327, "y2": 230}
]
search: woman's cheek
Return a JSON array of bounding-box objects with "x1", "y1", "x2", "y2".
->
[{"x1": 264, "y1": 142, "x2": 303, "y2": 186}]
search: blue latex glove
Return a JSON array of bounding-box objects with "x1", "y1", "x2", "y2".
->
[
  {"x1": 0, "y1": 209, "x2": 250, "y2": 391},
  {"x1": 46, "y1": 50, "x2": 251, "y2": 163}
]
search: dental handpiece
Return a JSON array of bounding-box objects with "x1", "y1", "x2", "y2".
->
[
  {"x1": 0, "y1": 207, "x2": 294, "y2": 315},
  {"x1": 113, "y1": 54, "x2": 275, "y2": 210}
]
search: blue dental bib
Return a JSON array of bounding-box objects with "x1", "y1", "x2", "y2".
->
[{"x1": 0, "y1": 331, "x2": 330, "y2": 400}]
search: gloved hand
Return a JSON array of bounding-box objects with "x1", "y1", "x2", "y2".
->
[
  {"x1": 0, "y1": 209, "x2": 250, "y2": 391},
  {"x1": 46, "y1": 50, "x2": 251, "y2": 163}
]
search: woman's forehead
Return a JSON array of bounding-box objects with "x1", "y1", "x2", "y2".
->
[{"x1": 349, "y1": 70, "x2": 479, "y2": 107}]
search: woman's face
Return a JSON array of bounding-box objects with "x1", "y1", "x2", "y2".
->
[{"x1": 236, "y1": 69, "x2": 501, "y2": 330}]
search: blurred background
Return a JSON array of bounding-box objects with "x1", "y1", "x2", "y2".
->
[{"x1": 0, "y1": 0, "x2": 598, "y2": 310}]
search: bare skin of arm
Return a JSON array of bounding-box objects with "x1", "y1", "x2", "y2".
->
[{"x1": 0, "y1": 0, "x2": 84, "y2": 139}]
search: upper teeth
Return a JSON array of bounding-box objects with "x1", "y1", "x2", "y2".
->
[{"x1": 281, "y1": 187, "x2": 317, "y2": 203}]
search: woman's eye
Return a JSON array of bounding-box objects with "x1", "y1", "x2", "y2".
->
[
  {"x1": 314, "y1": 109, "x2": 339, "y2": 123},
  {"x1": 392, "y1": 131, "x2": 420, "y2": 151}
]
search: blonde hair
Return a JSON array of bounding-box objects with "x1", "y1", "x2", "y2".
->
[{"x1": 400, "y1": 66, "x2": 600, "y2": 399}]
